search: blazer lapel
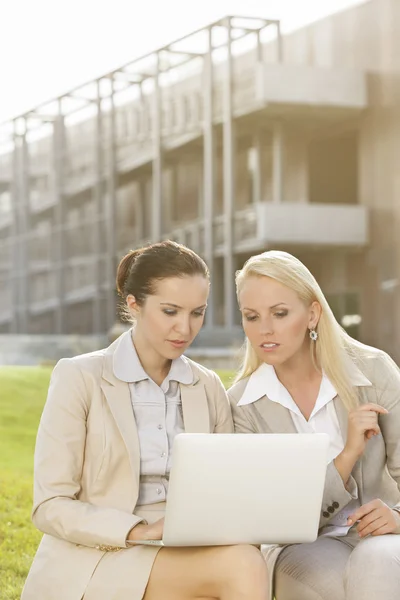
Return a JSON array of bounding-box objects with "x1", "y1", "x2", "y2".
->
[
  {"x1": 252, "y1": 396, "x2": 298, "y2": 433},
  {"x1": 101, "y1": 347, "x2": 141, "y2": 489},
  {"x1": 180, "y1": 379, "x2": 211, "y2": 433}
]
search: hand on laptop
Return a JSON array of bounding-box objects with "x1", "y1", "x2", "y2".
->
[{"x1": 127, "y1": 518, "x2": 164, "y2": 542}]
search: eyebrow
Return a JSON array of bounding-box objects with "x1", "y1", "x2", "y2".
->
[
  {"x1": 160, "y1": 303, "x2": 207, "y2": 310},
  {"x1": 242, "y1": 303, "x2": 289, "y2": 311}
]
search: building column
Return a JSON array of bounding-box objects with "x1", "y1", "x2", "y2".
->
[
  {"x1": 151, "y1": 52, "x2": 162, "y2": 242},
  {"x1": 11, "y1": 119, "x2": 29, "y2": 333},
  {"x1": 222, "y1": 18, "x2": 236, "y2": 328},
  {"x1": 252, "y1": 131, "x2": 262, "y2": 204},
  {"x1": 93, "y1": 79, "x2": 103, "y2": 333},
  {"x1": 272, "y1": 120, "x2": 284, "y2": 204},
  {"x1": 10, "y1": 123, "x2": 20, "y2": 333},
  {"x1": 203, "y1": 26, "x2": 216, "y2": 327},
  {"x1": 53, "y1": 99, "x2": 66, "y2": 333},
  {"x1": 105, "y1": 76, "x2": 117, "y2": 330}
]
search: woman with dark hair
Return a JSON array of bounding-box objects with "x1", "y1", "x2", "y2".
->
[{"x1": 22, "y1": 240, "x2": 269, "y2": 600}]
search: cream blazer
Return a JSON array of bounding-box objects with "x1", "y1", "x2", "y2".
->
[
  {"x1": 22, "y1": 334, "x2": 233, "y2": 600},
  {"x1": 228, "y1": 346, "x2": 400, "y2": 600}
]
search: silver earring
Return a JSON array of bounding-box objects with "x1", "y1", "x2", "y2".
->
[{"x1": 309, "y1": 329, "x2": 318, "y2": 342}]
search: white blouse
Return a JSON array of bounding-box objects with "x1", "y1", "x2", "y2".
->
[{"x1": 113, "y1": 329, "x2": 193, "y2": 505}]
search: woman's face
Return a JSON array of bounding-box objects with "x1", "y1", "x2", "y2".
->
[
  {"x1": 128, "y1": 275, "x2": 209, "y2": 360},
  {"x1": 238, "y1": 275, "x2": 320, "y2": 367}
]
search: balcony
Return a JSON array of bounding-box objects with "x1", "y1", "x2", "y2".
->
[
  {"x1": 214, "y1": 202, "x2": 368, "y2": 254},
  {"x1": 255, "y1": 64, "x2": 367, "y2": 114}
]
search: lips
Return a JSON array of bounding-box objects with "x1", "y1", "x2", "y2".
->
[
  {"x1": 168, "y1": 340, "x2": 187, "y2": 348},
  {"x1": 260, "y1": 343, "x2": 280, "y2": 352}
]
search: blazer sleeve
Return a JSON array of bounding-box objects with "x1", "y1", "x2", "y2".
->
[
  {"x1": 211, "y1": 372, "x2": 234, "y2": 433},
  {"x1": 375, "y1": 352, "x2": 400, "y2": 511},
  {"x1": 227, "y1": 381, "x2": 260, "y2": 434},
  {"x1": 318, "y1": 462, "x2": 359, "y2": 528},
  {"x1": 32, "y1": 358, "x2": 144, "y2": 549}
]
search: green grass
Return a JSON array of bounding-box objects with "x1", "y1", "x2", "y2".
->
[
  {"x1": 0, "y1": 366, "x2": 233, "y2": 599},
  {"x1": 0, "y1": 367, "x2": 52, "y2": 599}
]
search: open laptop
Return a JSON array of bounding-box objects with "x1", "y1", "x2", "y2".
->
[{"x1": 128, "y1": 433, "x2": 329, "y2": 547}]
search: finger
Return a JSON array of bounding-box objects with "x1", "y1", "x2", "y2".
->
[
  {"x1": 348, "y1": 500, "x2": 382, "y2": 524},
  {"x1": 366, "y1": 430, "x2": 378, "y2": 439},
  {"x1": 359, "y1": 516, "x2": 387, "y2": 537},
  {"x1": 356, "y1": 404, "x2": 388, "y2": 415},
  {"x1": 364, "y1": 426, "x2": 381, "y2": 437},
  {"x1": 371, "y1": 525, "x2": 393, "y2": 536},
  {"x1": 357, "y1": 509, "x2": 382, "y2": 534},
  {"x1": 352, "y1": 414, "x2": 380, "y2": 427},
  {"x1": 354, "y1": 414, "x2": 380, "y2": 425}
]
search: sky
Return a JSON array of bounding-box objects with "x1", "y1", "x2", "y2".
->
[{"x1": 0, "y1": 0, "x2": 368, "y2": 124}]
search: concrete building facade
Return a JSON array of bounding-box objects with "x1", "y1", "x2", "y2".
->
[{"x1": 0, "y1": 0, "x2": 400, "y2": 358}]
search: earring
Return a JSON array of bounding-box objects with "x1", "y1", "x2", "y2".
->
[{"x1": 309, "y1": 328, "x2": 318, "y2": 342}]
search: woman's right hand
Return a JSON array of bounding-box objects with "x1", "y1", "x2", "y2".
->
[
  {"x1": 127, "y1": 518, "x2": 164, "y2": 542},
  {"x1": 344, "y1": 402, "x2": 388, "y2": 460},
  {"x1": 334, "y1": 403, "x2": 388, "y2": 488}
]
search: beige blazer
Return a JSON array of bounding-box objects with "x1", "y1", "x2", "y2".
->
[
  {"x1": 22, "y1": 334, "x2": 233, "y2": 600},
  {"x1": 228, "y1": 346, "x2": 400, "y2": 599}
]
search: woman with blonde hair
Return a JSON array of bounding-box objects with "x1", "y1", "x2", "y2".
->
[
  {"x1": 22, "y1": 240, "x2": 269, "y2": 600},
  {"x1": 229, "y1": 250, "x2": 400, "y2": 600}
]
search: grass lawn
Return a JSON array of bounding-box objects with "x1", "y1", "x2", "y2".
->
[{"x1": 0, "y1": 366, "x2": 234, "y2": 599}]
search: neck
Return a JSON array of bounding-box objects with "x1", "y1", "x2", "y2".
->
[
  {"x1": 131, "y1": 329, "x2": 171, "y2": 385},
  {"x1": 274, "y1": 343, "x2": 320, "y2": 389}
]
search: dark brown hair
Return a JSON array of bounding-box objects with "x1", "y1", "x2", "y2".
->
[{"x1": 116, "y1": 240, "x2": 209, "y2": 311}]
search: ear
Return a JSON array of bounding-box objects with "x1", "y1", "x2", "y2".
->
[
  {"x1": 308, "y1": 301, "x2": 321, "y2": 330},
  {"x1": 126, "y1": 294, "x2": 140, "y2": 318}
]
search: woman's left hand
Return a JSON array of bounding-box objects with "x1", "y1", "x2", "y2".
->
[{"x1": 347, "y1": 499, "x2": 400, "y2": 537}]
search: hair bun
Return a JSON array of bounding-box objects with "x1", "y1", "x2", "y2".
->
[{"x1": 116, "y1": 249, "x2": 142, "y2": 297}]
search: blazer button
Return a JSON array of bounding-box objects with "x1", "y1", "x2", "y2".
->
[
  {"x1": 328, "y1": 506, "x2": 335, "y2": 514},
  {"x1": 332, "y1": 501, "x2": 339, "y2": 509},
  {"x1": 323, "y1": 511, "x2": 330, "y2": 518}
]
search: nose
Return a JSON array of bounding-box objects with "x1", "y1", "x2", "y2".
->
[
  {"x1": 175, "y1": 314, "x2": 191, "y2": 338},
  {"x1": 259, "y1": 317, "x2": 274, "y2": 336}
]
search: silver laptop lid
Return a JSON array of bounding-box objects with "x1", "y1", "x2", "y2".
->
[{"x1": 163, "y1": 433, "x2": 329, "y2": 546}]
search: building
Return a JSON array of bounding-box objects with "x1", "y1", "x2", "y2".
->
[{"x1": 0, "y1": 0, "x2": 400, "y2": 358}]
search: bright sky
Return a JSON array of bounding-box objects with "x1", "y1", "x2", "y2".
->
[{"x1": 0, "y1": 0, "x2": 367, "y2": 123}]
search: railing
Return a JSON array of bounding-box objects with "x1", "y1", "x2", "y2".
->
[
  {"x1": 64, "y1": 256, "x2": 98, "y2": 300},
  {"x1": 64, "y1": 221, "x2": 97, "y2": 259},
  {"x1": 169, "y1": 219, "x2": 205, "y2": 255},
  {"x1": 0, "y1": 283, "x2": 12, "y2": 316},
  {"x1": 30, "y1": 270, "x2": 58, "y2": 306},
  {"x1": 0, "y1": 238, "x2": 13, "y2": 271},
  {"x1": 28, "y1": 228, "x2": 54, "y2": 269}
]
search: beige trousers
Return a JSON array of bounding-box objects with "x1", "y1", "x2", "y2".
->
[{"x1": 274, "y1": 528, "x2": 400, "y2": 600}]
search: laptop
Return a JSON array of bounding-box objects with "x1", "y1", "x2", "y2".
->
[{"x1": 128, "y1": 432, "x2": 329, "y2": 547}]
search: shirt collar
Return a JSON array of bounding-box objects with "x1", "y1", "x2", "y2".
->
[
  {"x1": 237, "y1": 360, "x2": 372, "y2": 411},
  {"x1": 113, "y1": 329, "x2": 194, "y2": 385}
]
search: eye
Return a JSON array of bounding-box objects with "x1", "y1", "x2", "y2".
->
[
  {"x1": 274, "y1": 310, "x2": 288, "y2": 318},
  {"x1": 244, "y1": 314, "x2": 258, "y2": 322},
  {"x1": 162, "y1": 309, "x2": 177, "y2": 316},
  {"x1": 192, "y1": 310, "x2": 205, "y2": 317}
]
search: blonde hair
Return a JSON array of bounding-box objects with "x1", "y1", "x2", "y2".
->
[{"x1": 235, "y1": 250, "x2": 364, "y2": 411}]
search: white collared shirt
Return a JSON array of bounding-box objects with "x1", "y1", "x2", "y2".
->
[
  {"x1": 113, "y1": 329, "x2": 193, "y2": 505},
  {"x1": 238, "y1": 362, "x2": 372, "y2": 536}
]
